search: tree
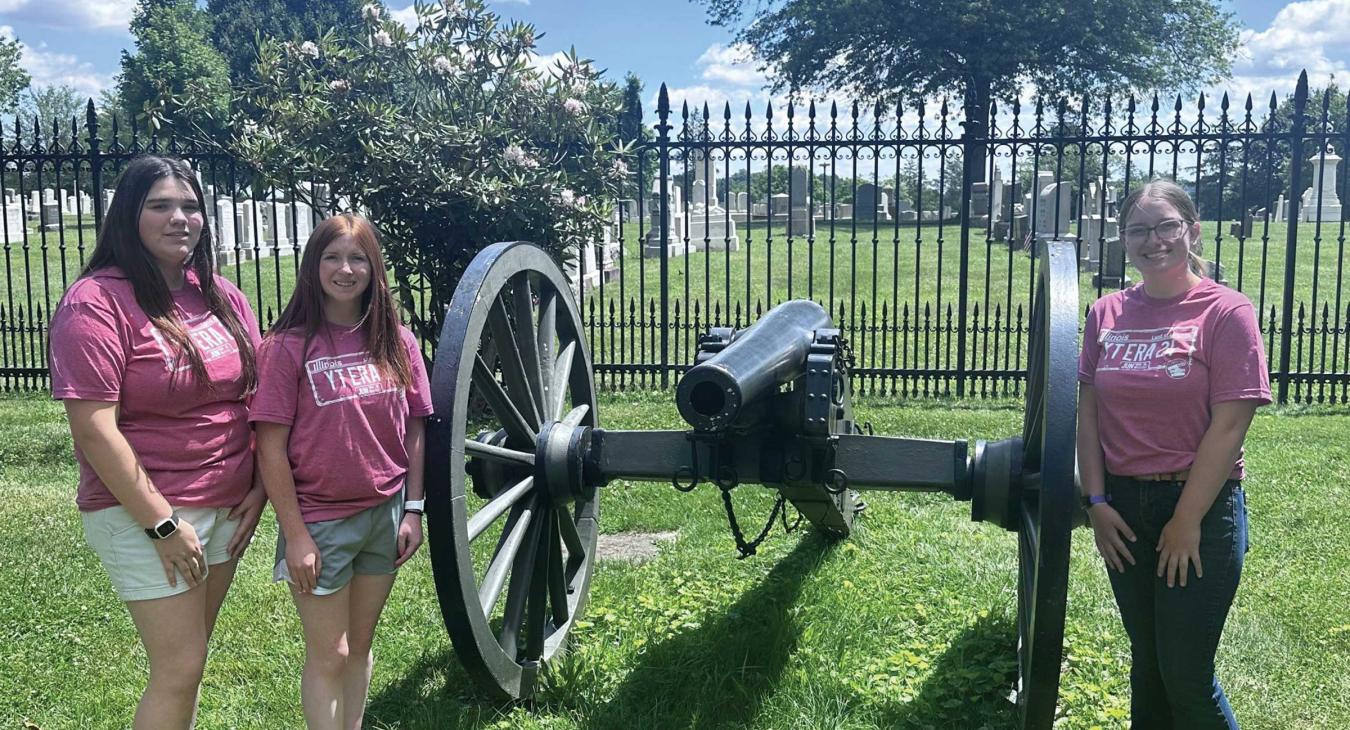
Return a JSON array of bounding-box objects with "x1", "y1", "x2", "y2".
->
[
  {"x1": 697, "y1": 0, "x2": 1241, "y2": 179},
  {"x1": 0, "y1": 35, "x2": 31, "y2": 113},
  {"x1": 617, "y1": 72, "x2": 649, "y2": 142},
  {"x1": 22, "y1": 85, "x2": 82, "y2": 131},
  {"x1": 226, "y1": 0, "x2": 628, "y2": 346},
  {"x1": 206, "y1": 0, "x2": 366, "y2": 84},
  {"x1": 119, "y1": 0, "x2": 231, "y2": 138}
]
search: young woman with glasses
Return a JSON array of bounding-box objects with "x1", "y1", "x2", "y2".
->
[{"x1": 1076, "y1": 179, "x2": 1269, "y2": 729}]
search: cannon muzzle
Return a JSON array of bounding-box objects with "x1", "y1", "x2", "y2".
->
[{"x1": 676, "y1": 300, "x2": 833, "y2": 430}]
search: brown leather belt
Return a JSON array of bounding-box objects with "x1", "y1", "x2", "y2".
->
[{"x1": 1131, "y1": 470, "x2": 1191, "y2": 482}]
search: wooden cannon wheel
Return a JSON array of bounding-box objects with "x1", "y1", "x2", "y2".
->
[
  {"x1": 1014, "y1": 239, "x2": 1080, "y2": 729},
  {"x1": 425, "y1": 241, "x2": 599, "y2": 700}
]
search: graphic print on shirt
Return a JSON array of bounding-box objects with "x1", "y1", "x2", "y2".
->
[
  {"x1": 150, "y1": 310, "x2": 239, "y2": 372},
  {"x1": 306, "y1": 351, "x2": 400, "y2": 406},
  {"x1": 1096, "y1": 325, "x2": 1198, "y2": 379}
]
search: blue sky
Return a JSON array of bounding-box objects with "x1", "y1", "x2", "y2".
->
[{"x1": 0, "y1": 0, "x2": 1346, "y2": 117}]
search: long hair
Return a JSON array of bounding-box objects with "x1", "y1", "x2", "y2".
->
[
  {"x1": 78, "y1": 155, "x2": 256, "y2": 390},
  {"x1": 270, "y1": 214, "x2": 412, "y2": 387},
  {"x1": 1118, "y1": 178, "x2": 1207, "y2": 277}
]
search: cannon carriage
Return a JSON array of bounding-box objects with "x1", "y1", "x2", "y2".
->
[{"x1": 425, "y1": 239, "x2": 1081, "y2": 729}]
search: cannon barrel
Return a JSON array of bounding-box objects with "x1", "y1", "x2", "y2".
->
[{"x1": 676, "y1": 300, "x2": 833, "y2": 431}]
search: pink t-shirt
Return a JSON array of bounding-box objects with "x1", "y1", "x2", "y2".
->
[
  {"x1": 49, "y1": 268, "x2": 262, "y2": 511},
  {"x1": 249, "y1": 322, "x2": 433, "y2": 522},
  {"x1": 1078, "y1": 278, "x2": 1271, "y2": 480}
]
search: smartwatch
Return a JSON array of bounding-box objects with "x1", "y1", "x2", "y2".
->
[
  {"x1": 145, "y1": 514, "x2": 181, "y2": 540},
  {"x1": 404, "y1": 499, "x2": 425, "y2": 515},
  {"x1": 1082, "y1": 494, "x2": 1112, "y2": 509}
]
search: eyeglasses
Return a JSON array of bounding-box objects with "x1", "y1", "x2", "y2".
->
[{"x1": 1122, "y1": 218, "x2": 1189, "y2": 245}]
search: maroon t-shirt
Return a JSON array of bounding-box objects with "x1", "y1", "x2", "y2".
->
[
  {"x1": 249, "y1": 322, "x2": 433, "y2": 522},
  {"x1": 1078, "y1": 278, "x2": 1271, "y2": 480},
  {"x1": 49, "y1": 268, "x2": 261, "y2": 511}
]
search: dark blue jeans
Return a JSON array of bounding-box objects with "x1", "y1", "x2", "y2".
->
[{"x1": 1104, "y1": 475, "x2": 1248, "y2": 730}]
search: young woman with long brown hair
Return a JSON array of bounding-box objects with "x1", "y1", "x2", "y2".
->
[
  {"x1": 48, "y1": 155, "x2": 265, "y2": 728},
  {"x1": 1077, "y1": 179, "x2": 1269, "y2": 728},
  {"x1": 250, "y1": 213, "x2": 431, "y2": 730}
]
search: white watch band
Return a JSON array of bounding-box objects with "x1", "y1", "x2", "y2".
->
[{"x1": 404, "y1": 499, "x2": 425, "y2": 512}]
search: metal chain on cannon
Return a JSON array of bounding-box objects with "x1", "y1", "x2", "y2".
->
[{"x1": 674, "y1": 432, "x2": 805, "y2": 558}]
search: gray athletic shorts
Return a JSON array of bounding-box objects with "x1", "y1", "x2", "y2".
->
[{"x1": 273, "y1": 493, "x2": 403, "y2": 596}]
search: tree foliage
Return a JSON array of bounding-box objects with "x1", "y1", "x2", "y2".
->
[
  {"x1": 228, "y1": 0, "x2": 628, "y2": 344},
  {"x1": 207, "y1": 0, "x2": 367, "y2": 84},
  {"x1": 21, "y1": 85, "x2": 83, "y2": 130},
  {"x1": 618, "y1": 72, "x2": 649, "y2": 142},
  {"x1": 0, "y1": 35, "x2": 31, "y2": 113},
  {"x1": 697, "y1": 0, "x2": 1241, "y2": 127},
  {"x1": 119, "y1": 0, "x2": 231, "y2": 137}
]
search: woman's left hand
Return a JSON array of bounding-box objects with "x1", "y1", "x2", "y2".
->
[
  {"x1": 227, "y1": 483, "x2": 268, "y2": 559},
  {"x1": 1156, "y1": 516, "x2": 1203, "y2": 588},
  {"x1": 395, "y1": 512, "x2": 424, "y2": 567}
]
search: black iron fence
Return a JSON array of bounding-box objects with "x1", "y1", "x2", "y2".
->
[{"x1": 3, "y1": 72, "x2": 1348, "y2": 404}]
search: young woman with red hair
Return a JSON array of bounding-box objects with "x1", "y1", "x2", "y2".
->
[{"x1": 251, "y1": 213, "x2": 432, "y2": 730}]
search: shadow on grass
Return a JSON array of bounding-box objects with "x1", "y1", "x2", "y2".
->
[
  {"x1": 365, "y1": 645, "x2": 516, "y2": 729},
  {"x1": 566, "y1": 533, "x2": 837, "y2": 729},
  {"x1": 873, "y1": 613, "x2": 1022, "y2": 730}
]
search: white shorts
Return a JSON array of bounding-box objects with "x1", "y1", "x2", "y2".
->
[{"x1": 82, "y1": 505, "x2": 241, "y2": 602}]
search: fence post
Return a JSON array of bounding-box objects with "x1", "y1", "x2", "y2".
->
[
  {"x1": 656, "y1": 84, "x2": 672, "y2": 389},
  {"x1": 86, "y1": 100, "x2": 103, "y2": 232},
  {"x1": 955, "y1": 91, "x2": 980, "y2": 398},
  {"x1": 1278, "y1": 71, "x2": 1308, "y2": 405}
]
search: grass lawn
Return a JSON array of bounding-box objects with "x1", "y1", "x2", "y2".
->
[{"x1": 2, "y1": 391, "x2": 1347, "y2": 729}]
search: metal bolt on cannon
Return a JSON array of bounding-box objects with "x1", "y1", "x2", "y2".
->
[{"x1": 425, "y1": 239, "x2": 1081, "y2": 729}]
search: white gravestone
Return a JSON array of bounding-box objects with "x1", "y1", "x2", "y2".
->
[
  {"x1": 2, "y1": 203, "x2": 22, "y2": 242},
  {"x1": 1300, "y1": 145, "x2": 1343, "y2": 223}
]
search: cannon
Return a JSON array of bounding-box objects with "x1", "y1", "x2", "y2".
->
[{"x1": 425, "y1": 239, "x2": 1080, "y2": 729}]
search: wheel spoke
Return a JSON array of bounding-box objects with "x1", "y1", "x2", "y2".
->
[
  {"x1": 537, "y1": 287, "x2": 557, "y2": 410},
  {"x1": 488, "y1": 296, "x2": 542, "y2": 429},
  {"x1": 510, "y1": 273, "x2": 547, "y2": 419},
  {"x1": 498, "y1": 496, "x2": 547, "y2": 657},
  {"x1": 478, "y1": 502, "x2": 535, "y2": 616},
  {"x1": 546, "y1": 515, "x2": 569, "y2": 627},
  {"x1": 549, "y1": 341, "x2": 576, "y2": 421},
  {"x1": 465, "y1": 439, "x2": 534, "y2": 466},
  {"x1": 561, "y1": 403, "x2": 590, "y2": 428},
  {"x1": 472, "y1": 355, "x2": 536, "y2": 446},
  {"x1": 468, "y1": 476, "x2": 535, "y2": 542},
  {"x1": 524, "y1": 509, "x2": 552, "y2": 660},
  {"x1": 556, "y1": 504, "x2": 585, "y2": 565}
]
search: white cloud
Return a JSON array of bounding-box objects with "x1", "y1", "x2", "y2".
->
[
  {"x1": 389, "y1": 3, "x2": 420, "y2": 31},
  {"x1": 0, "y1": 0, "x2": 134, "y2": 31},
  {"x1": 1, "y1": 25, "x2": 112, "y2": 98},
  {"x1": 694, "y1": 43, "x2": 766, "y2": 88},
  {"x1": 1225, "y1": 0, "x2": 1350, "y2": 101}
]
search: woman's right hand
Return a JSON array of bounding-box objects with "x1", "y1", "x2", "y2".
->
[
  {"x1": 286, "y1": 531, "x2": 323, "y2": 594},
  {"x1": 152, "y1": 519, "x2": 205, "y2": 588},
  {"x1": 1088, "y1": 504, "x2": 1138, "y2": 573}
]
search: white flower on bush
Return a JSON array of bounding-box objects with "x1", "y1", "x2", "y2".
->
[
  {"x1": 563, "y1": 98, "x2": 586, "y2": 116},
  {"x1": 432, "y1": 55, "x2": 454, "y2": 76},
  {"x1": 242, "y1": 120, "x2": 259, "y2": 136},
  {"x1": 503, "y1": 144, "x2": 538, "y2": 169},
  {"x1": 373, "y1": 30, "x2": 393, "y2": 47},
  {"x1": 443, "y1": 0, "x2": 463, "y2": 16},
  {"x1": 611, "y1": 159, "x2": 628, "y2": 177},
  {"x1": 329, "y1": 79, "x2": 352, "y2": 93},
  {"x1": 362, "y1": 2, "x2": 380, "y2": 22},
  {"x1": 559, "y1": 189, "x2": 577, "y2": 208},
  {"x1": 299, "y1": 41, "x2": 320, "y2": 59}
]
